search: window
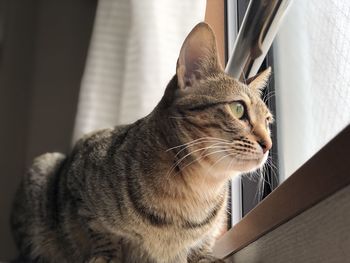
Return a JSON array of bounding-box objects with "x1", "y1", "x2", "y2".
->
[
  {"x1": 215, "y1": 0, "x2": 350, "y2": 261},
  {"x1": 274, "y1": 0, "x2": 350, "y2": 180},
  {"x1": 225, "y1": 0, "x2": 288, "y2": 225}
]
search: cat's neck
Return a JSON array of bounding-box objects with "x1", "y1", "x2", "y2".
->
[
  {"x1": 140, "y1": 111, "x2": 234, "y2": 202},
  {"x1": 176, "y1": 164, "x2": 236, "y2": 199}
]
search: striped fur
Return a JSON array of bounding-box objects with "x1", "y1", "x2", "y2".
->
[{"x1": 11, "y1": 23, "x2": 272, "y2": 263}]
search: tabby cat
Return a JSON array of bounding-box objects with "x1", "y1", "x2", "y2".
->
[{"x1": 11, "y1": 22, "x2": 273, "y2": 263}]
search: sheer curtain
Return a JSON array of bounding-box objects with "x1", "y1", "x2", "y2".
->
[
  {"x1": 274, "y1": 0, "x2": 350, "y2": 179},
  {"x1": 73, "y1": 0, "x2": 206, "y2": 141}
]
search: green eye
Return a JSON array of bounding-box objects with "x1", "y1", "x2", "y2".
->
[{"x1": 230, "y1": 102, "x2": 245, "y2": 119}]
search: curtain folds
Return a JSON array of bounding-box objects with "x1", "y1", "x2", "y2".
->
[{"x1": 73, "y1": 0, "x2": 206, "y2": 142}]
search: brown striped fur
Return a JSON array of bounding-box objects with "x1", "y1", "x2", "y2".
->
[{"x1": 11, "y1": 23, "x2": 272, "y2": 263}]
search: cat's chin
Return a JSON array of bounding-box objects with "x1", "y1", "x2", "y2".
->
[
  {"x1": 242, "y1": 153, "x2": 268, "y2": 172},
  {"x1": 228, "y1": 152, "x2": 269, "y2": 173}
]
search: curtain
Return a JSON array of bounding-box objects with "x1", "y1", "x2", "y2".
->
[
  {"x1": 274, "y1": 0, "x2": 350, "y2": 179},
  {"x1": 73, "y1": 0, "x2": 206, "y2": 141}
]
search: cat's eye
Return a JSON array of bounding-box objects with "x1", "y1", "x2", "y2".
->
[{"x1": 230, "y1": 102, "x2": 245, "y2": 119}]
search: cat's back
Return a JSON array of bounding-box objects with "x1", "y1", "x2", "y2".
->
[
  {"x1": 11, "y1": 124, "x2": 133, "y2": 261},
  {"x1": 13, "y1": 151, "x2": 66, "y2": 211},
  {"x1": 11, "y1": 152, "x2": 66, "y2": 260},
  {"x1": 71, "y1": 124, "x2": 132, "y2": 165},
  {"x1": 28, "y1": 152, "x2": 66, "y2": 183}
]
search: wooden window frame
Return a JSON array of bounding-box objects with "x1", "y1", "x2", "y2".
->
[
  {"x1": 214, "y1": 124, "x2": 350, "y2": 259},
  {"x1": 206, "y1": 0, "x2": 281, "y2": 227}
]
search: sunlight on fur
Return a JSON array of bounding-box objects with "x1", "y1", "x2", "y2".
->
[{"x1": 11, "y1": 23, "x2": 273, "y2": 263}]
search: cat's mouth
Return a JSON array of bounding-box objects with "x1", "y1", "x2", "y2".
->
[{"x1": 183, "y1": 141, "x2": 270, "y2": 175}]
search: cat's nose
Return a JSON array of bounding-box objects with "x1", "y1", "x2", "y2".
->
[{"x1": 258, "y1": 138, "x2": 272, "y2": 154}]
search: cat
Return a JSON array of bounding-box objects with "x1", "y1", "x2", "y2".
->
[{"x1": 11, "y1": 22, "x2": 273, "y2": 263}]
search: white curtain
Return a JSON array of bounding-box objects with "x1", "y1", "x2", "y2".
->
[
  {"x1": 274, "y1": 0, "x2": 350, "y2": 179},
  {"x1": 73, "y1": 0, "x2": 206, "y2": 141}
]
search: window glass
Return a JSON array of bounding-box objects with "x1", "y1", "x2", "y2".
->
[{"x1": 274, "y1": 0, "x2": 350, "y2": 179}]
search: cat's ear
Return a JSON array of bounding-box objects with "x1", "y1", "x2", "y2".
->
[
  {"x1": 247, "y1": 67, "x2": 271, "y2": 92},
  {"x1": 176, "y1": 22, "x2": 222, "y2": 90}
]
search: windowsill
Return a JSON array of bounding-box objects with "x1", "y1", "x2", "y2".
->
[{"x1": 213, "y1": 124, "x2": 350, "y2": 259}]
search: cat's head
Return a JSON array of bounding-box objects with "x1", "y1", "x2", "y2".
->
[{"x1": 160, "y1": 23, "x2": 273, "y2": 175}]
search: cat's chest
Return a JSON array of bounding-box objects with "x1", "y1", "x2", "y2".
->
[{"x1": 138, "y1": 220, "x2": 216, "y2": 261}]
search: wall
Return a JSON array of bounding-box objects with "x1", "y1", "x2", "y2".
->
[
  {"x1": 0, "y1": 0, "x2": 96, "y2": 260},
  {"x1": 226, "y1": 184, "x2": 350, "y2": 262}
]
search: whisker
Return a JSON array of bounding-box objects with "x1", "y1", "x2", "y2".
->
[
  {"x1": 167, "y1": 144, "x2": 230, "y2": 176},
  {"x1": 224, "y1": 153, "x2": 235, "y2": 171},
  {"x1": 207, "y1": 152, "x2": 237, "y2": 174},
  {"x1": 177, "y1": 148, "x2": 233, "y2": 175},
  {"x1": 263, "y1": 90, "x2": 276, "y2": 102},
  {"x1": 174, "y1": 141, "x2": 228, "y2": 158},
  {"x1": 165, "y1": 137, "x2": 229, "y2": 152},
  {"x1": 254, "y1": 157, "x2": 279, "y2": 202},
  {"x1": 265, "y1": 158, "x2": 279, "y2": 185}
]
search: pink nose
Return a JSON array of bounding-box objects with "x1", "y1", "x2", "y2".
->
[{"x1": 258, "y1": 139, "x2": 272, "y2": 154}]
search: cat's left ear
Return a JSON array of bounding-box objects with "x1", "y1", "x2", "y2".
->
[
  {"x1": 247, "y1": 67, "x2": 272, "y2": 92},
  {"x1": 176, "y1": 22, "x2": 222, "y2": 90}
]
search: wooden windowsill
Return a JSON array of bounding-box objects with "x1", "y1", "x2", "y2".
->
[{"x1": 213, "y1": 124, "x2": 350, "y2": 259}]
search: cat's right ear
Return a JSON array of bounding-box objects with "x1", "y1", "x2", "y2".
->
[
  {"x1": 247, "y1": 67, "x2": 271, "y2": 93},
  {"x1": 176, "y1": 23, "x2": 222, "y2": 90}
]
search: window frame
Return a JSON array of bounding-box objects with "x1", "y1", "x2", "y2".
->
[
  {"x1": 217, "y1": 0, "x2": 350, "y2": 260},
  {"x1": 214, "y1": 124, "x2": 350, "y2": 259},
  {"x1": 225, "y1": 0, "x2": 280, "y2": 226}
]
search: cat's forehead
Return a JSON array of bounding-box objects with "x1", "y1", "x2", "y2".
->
[
  {"x1": 206, "y1": 74, "x2": 271, "y2": 115},
  {"x1": 175, "y1": 73, "x2": 271, "y2": 117},
  {"x1": 203, "y1": 74, "x2": 264, "y2": 102},
  {"x1": 241, "y1": 87, "x2": 272, "y2": 118}
]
